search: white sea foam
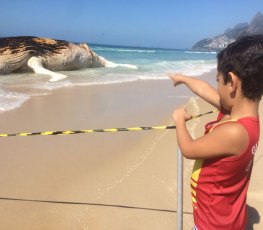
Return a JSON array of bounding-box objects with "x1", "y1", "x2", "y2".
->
[
  {"x1": 30, "y1": 79, "x2": 73, "y2": 91},
  {"x1": 92, "y1": 47, "x2": 156, "y2": 53},
  {"x1": 0, "y1": 89, "x2": 30, "y2": 113},
  {"x1": 105, "y1": 61, "x2": 138, "y2": 69},
  {"x1": 110, "y1": 48, "x2": 156, "y2": 53},
  {"x1": 148, "y1": 59, "x2": 216, "y2": 76},
  {"x1": 184, "y1": 51, "x2": 217, "y2": 54}
]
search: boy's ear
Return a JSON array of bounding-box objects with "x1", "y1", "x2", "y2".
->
[{"x1": 227, "y1": 72, "x2": 239, "y2": 91}]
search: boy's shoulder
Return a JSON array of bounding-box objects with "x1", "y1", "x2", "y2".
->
[{"x1": 207, "y1": 120, "x2": 249, "y2": 157}]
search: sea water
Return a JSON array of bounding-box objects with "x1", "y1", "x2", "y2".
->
[{"x1": 0, "y1": 44, "x2": 217, "y2": 113}]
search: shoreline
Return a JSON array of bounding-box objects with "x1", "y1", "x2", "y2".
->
[{"x1": 0, "y1": 71, "x2": 262, "y2": 229}]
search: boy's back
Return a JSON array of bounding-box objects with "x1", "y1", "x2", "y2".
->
[{"x1": 169, "y1": 35, "x2": 263, "y2": 229}]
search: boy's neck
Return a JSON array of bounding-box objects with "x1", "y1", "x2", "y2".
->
[{"x1": 230, "y1": 98, "x2": 259, "y2": 119}]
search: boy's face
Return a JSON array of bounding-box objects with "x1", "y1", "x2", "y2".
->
[{"x1": 216, "y1": 72, "x2": 231, "y2": 111}]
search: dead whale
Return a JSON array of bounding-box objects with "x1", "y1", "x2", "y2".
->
[{"x1": 0, "y1": 36, "x2": 136, "y2": 82}]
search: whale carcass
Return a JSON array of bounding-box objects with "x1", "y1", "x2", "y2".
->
[{"x1": 0, "y1": 36, "x2": 136, "y2": 82}]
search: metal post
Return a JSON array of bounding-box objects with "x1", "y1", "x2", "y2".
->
[{"x1": 177, "y1": 146, "x2": 183, "y2": 230}]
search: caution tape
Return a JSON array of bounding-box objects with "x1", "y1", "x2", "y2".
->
[{"x1": 0, "y1": 110, "x2": 218, "y2": 137}]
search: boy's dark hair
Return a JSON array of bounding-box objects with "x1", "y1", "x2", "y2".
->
[{"x1": 217, "y1": 34, "x2": 263, "y2": 101}]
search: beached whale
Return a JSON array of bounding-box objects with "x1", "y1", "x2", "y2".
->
[{"x1": 0, "y1": 36, "x2": 136, "y2": 82}]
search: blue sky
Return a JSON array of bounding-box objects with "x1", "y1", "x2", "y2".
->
[{"x1": 1, "y1": 0, "x2": 262, "y2": 49}]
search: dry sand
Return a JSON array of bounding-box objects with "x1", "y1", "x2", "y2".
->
[{"x1": 0, "y1": 73, "x2": 262, "y2": 230}]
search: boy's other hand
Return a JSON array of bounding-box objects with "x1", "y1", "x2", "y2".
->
[{"x1": 173, "y1": 107, "x2": 192, "y2": 124}]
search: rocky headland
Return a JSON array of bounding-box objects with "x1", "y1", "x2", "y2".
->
[{"x1": 192, "y1": 12, "x2": 263, "y2": 51}]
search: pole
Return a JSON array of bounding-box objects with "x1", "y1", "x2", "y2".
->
[{"x1": 177, "y1": 146, "x2": 183, "y2": 230}]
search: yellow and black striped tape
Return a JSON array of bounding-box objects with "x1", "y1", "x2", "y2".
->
[{"x1": 0, "y1": 110, "x2": 217, "y2": 137}]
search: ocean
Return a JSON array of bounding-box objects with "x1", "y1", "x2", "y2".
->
[{"x1": 0, "y1": 44, "x2": 217, "y2": 113}]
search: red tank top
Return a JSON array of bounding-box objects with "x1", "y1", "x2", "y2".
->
[{"x1": 191, "y1": 111, "x2": 260, "y2": 230}]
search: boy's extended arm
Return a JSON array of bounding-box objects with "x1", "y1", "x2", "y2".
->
[{"x1": 168, "y1": 73, "x2": 220, "y2": 108}]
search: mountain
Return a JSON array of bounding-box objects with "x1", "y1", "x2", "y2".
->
[{"x1": 192, "y1": 12, "x2": 263, "y2": 51}]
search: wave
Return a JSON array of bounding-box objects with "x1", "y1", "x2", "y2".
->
[
  {"x1": 184, "y1": 51, "x2": 217, "y2": 54},
  {"x1": 151, "y1": 59, "x2": 216, "y2": 73},
  {"x1": 105, "y1": 61, "x2": 138, "y2": 69},
  {"x1": 92, "y1": 47, "x2": 156, "y2": 53},
  {"x1": 0, "y1": 89, "x2": 30, "y2": 113},
  {"x1": 115, "y1": 49, "x2": 156, "y2": 53}
]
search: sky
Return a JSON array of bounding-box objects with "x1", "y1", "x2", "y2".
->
[{"x1": 1, "y1": 0, "x2": 263, "y2": 49}]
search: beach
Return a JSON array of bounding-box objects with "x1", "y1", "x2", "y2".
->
[{"x1": 0, "y1": 71, "x2": 262, "y2": 229}]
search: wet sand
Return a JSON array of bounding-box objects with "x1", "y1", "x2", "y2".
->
[{"x1": 0, "y1": 72, "x2": 262, "y2": 229}]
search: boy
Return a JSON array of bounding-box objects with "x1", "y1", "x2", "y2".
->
[{"x1": 168, "y1": 35, "x2": 263, "y2": 230}]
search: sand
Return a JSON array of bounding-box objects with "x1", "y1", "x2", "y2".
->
[{"x1": 0, "y1": 72, "x2": 262, "y2": 230}]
